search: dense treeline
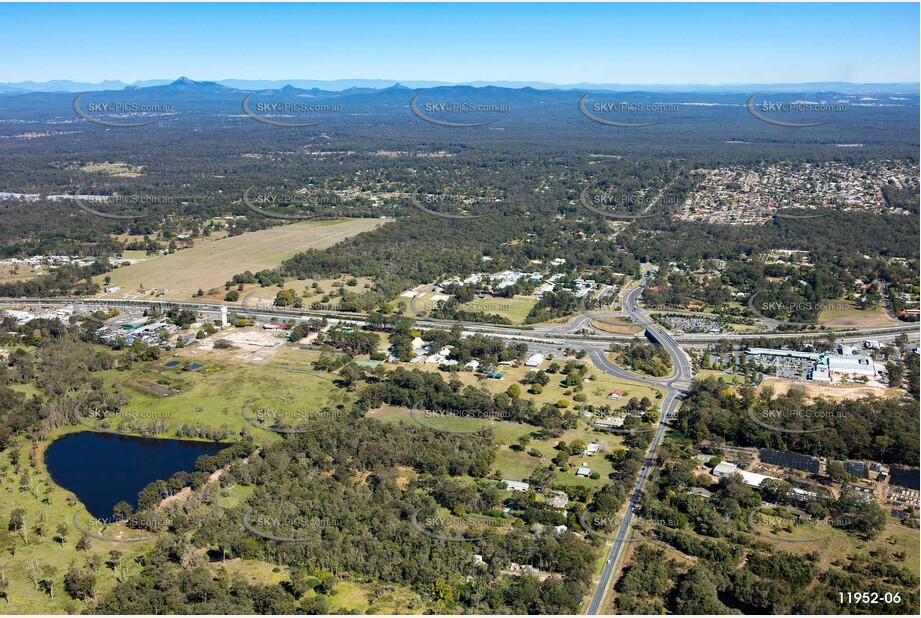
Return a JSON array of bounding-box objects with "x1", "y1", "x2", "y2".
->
[
  {"x1": 673, "y1": 378, "x2": 920, "y2": 465},
  {"x1": 611, "y1": 342, "x2": 674, "y2": 377},
  {"x1": 0, "y1": 263, "x2": 107, "y2": 298}
]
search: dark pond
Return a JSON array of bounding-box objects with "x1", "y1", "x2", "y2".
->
[{"x1": 45, "y1": 431, "x2": 227, "y2": 519}]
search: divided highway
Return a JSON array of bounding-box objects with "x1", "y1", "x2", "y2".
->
[{"x1": 1, "y1": 288, "x2": 915, "y2": 614}]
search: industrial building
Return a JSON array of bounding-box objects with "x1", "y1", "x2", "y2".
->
[{"x1": 746, "y1": 347, "x2": 886, "y2": 384}]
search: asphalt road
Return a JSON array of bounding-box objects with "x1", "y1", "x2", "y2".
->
[
  {"x1": 1, "y1": 297, "x2": 915, "y2": 345},
  {"x1": 584, "y1": 280, "x2": 692, "y2": 615},
  {"x1": 1, "y1": 290, "x2": 915, "y2": 612}
]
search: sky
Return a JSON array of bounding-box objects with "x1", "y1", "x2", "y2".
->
[{"x1": 1, "y1": 2, "x2": 918, "y2": 85}]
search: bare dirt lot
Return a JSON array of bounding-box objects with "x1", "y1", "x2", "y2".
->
[
  {"x1": 185, "y1": 327, "x2": 289, "y2": 364},
  {"x1": 759, "y1": 376, "x2": 902, "y2": 401}
]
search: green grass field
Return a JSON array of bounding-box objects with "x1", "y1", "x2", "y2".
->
[
  {"x1": 818, "y1": 299, "x2": 899, "y2": 328},
  {"x1": 696, "y1": 369, "x2": 748, "y2": 385},
  {"x1": 4, "y1": 334, "x2": 657, "y2": 613},
  {"x1": 91, "y1": 347, "x2": 345, "y2": 445},
  {"x1": 463, "y1": 296, "x2": 537, "y2": 325},
  {"x1": 96, "y1": 218, "x2": 386, "y2": 300},
  {"x1": 749, "y1": 509, "x2": 919, "y2": 578},
  {"x1": 725, "y1": 322, "x2": 763, "y2": 333}
]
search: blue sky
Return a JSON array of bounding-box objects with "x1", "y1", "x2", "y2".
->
[{"x1": 1, "y1": 2, "x2": 918, "y2": 84}]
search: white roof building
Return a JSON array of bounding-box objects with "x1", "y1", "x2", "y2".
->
[
  {"x1": 826, "y1": 355, "x2": 882, "y2": 377},
  {"x1": 411, "y1": 337, "x2": 427, "y2": 350},
  {"x1": 525, "y1": 354, "x2": 545, "y2": 368},
  {"x1": 712, "y1": 461, "x2": 739, "y2": 477},
  {"x1": 810, "y1": 363, "x2": 831, "y2": 382},
  {"x1": 576, "y1": 467, "x2": 591, "y2": 477},
  {"x1": 504, "y1": 480, "x2": 530, "y2": 492},
  {"x1": 712, "y1": 461, "x2": 778, "y2": 488}
]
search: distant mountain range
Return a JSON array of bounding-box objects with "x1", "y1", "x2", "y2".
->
[{"x1": 0, "y1": 77, "x2": 917, "y2": 95}]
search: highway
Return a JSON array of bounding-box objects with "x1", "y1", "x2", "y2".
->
[
  {"x1": 1, "y1": 288, "x2": 915, "y2": 613},
  {"x1": 584, "y1": 277, "x2": 693, "y2": 615},
  {"x1": 1, "y1": 297, "x2": 916, "y2": 346}
]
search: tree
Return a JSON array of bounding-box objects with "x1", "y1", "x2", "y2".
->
[
  {"x1": 55, "y1": 523, "x2": 68, "y2": 546},
  {"x1": 274, "y1": 288, "x2": 299, "y2": 308},
  {"x1": 108, "y1": 550, "x2": 123, "y2": 574},
  {"x1": 428, "y1": 578, "x2": 454, "y2": 603},
  {"x1": 76, "y1": 535, "x2": 92, "y2": 552},
  {"x1": 112, "y1": 501, "x2": 133, "y2": 521},
  {"x1": 8, "y1": 508, "x2": 25, "y2": 543},
  {"x1": 826, "y1": 461, "x2": 852, "y2": 483},
  {"x1": 40, "y1": 565, "x2": 57, "y2": 599},
  {"x1": 887, "y1": 361, "x2": 904, "y2": 387},
  {"x1": 64, "y1": 567, "x2": 96, "y2": 601},
  {"x1": 87, "y1": 554, "x2": 102, "y2": 572}
]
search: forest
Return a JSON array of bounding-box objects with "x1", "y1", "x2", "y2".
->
[{"x1": 673, "y1": 378, "x2": 920, "y2": 466}]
